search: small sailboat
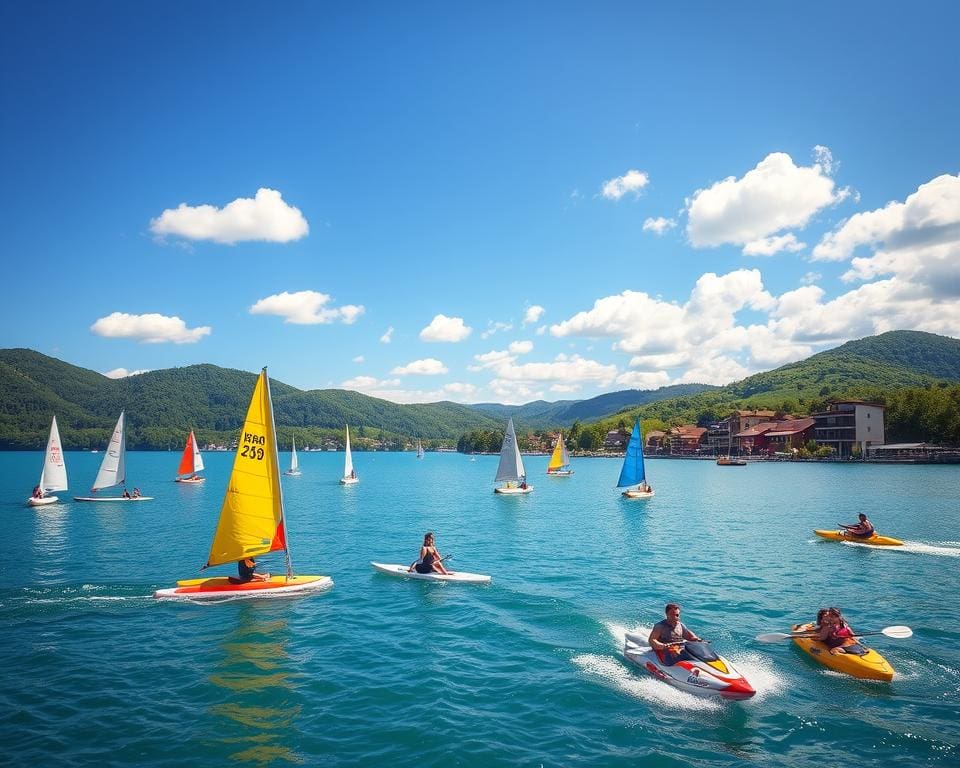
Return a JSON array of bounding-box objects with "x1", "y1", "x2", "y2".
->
[
  {"x1": 75, "y1": 412, "x2": 152, "y2": 502},
  {"x1": 617, "y1": 418, "x2": 654, "y2": 499},
  {"x1": 717, "y1": 421, "x2": 746, "y2": 465},
  {"x1": 494, "y1": 418, "x2": 532, "y2": 494},
  {"x1": 155, "y1": 368, "x2": 333, "y2": 600},
  {"x1": 284, "y1": 436, "x2": 302, "y2": 476},
  {"x1": 416, "y1": 438, "x2": 425, "y2": 459},
  {"x1": 175, "y1": 430, "x2": 205, "y2": 483},
  {"x1": 27, "y1": 415, "x2": 69, "y2": 506},
  {"x1": 546, "y1": 431, "x2": 574, "y2": 476},
  {"x1": 340, "y1": 425, "x2": 358, "y2": 484}
]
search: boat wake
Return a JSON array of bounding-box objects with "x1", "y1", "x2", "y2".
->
[{"x1": 840, "y1": 541, "x2": 960, "y2": 557}]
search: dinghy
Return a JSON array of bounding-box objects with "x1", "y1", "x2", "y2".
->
[
  {"x1": 617, "y1": 418, "x2": 654, "y2": 499},
  {"x1": 546, "y1": 431, "x2": 574, "y2": 476},
  {"x1": 284, "y1": 436, "x2": 302, "y2": 476},
  {"x1": 175, "y1": 430, "x2": 205, "y2": 483},
  {"x1": 74, "y1": 412, "x2": 152, "y2": 501},
  {"x1": 155, "y1": 369, "x2": 333, "y2": 600},
  {"x1": 494, "y1": 418, "x2": 532, "y2": 494},
  {"x1": 27, "y1": 415, "x2": 69, "y2": 506},
  {"x1": 340, "y1": 425, "x2": 358, "y2": 484}
]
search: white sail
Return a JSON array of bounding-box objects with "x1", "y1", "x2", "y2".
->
[
  {"x1": 416, "y1": 438, "x2": 424, "y2": 459},
  {"x1": 39, "y1": 415, "x2": 69, "y2": 492},
  {"x1": 290, "y1": 437, "x2": 299, "y2": 472},
  {"x1": 192, "y1": 431, "x2": 205, "y2": 472},
  {"x1": 495, "y1": 418, "x2": 526, "y2": 482},
  {"x1": 92, "y1": 412, "x2": 126, "y2": 490},
  {"x1": 343, "y1": 425, "x2": 354, "y2": 477}
]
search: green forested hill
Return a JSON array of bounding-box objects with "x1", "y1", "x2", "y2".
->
[{"x1": 0, "y1": 351, "x2": 501, "y2": 449}]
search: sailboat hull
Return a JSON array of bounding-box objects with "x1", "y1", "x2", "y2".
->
[
  {"x1": 74, "y1": 496, "x2": 154, "y2": 502},
  {"x1": 340, "y1": 476, "x2": 359, "y2": 485},
  {"x1": 494, "y1": 485, "x2": 533, "y2": 494},
  {"x1": 155, "y1": 574, "x2": 333, "y2": 600},
  {"x1": 546, "y1": 470, "x2": 574, "y2": 476},
  {"x1": 284, "y1": 470, "x2": 302, "y2": 477},
  {"x1": 27, "y1": 495, "x2": 60, "y2": 506},
  {"x1": 622, "y1": 489, "x2": 655, "y2": 499},
  {"x1": 175, "y1": 476, "x2": 205, "y2": 484}
]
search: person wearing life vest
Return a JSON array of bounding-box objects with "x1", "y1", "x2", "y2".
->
[
  {"x1": 841, "y1": 513, "x2": 875, "y2": 538},
  {"x1": 816, "y1": 607, "x2": 864, "y2": 655},
  {"x1": 648, "y1": 603, "x2": 703, "y2": 666}
]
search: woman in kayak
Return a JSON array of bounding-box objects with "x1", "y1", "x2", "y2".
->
[
  {"x1": 648, "y1": 603, "x2": 703, "y2": 665},
  {"x1": 816, "y1": 607, "x2": 865, "y2": 655},
  {"x1": 841, "y1": 513, "x2": 875, "y2": 538},
  {"x1": 408, "y1": 532, "x2": 451, "y2": 575}
]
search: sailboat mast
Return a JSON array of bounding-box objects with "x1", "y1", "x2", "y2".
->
[{"x1": 264, "y1": 368, "x2": 294, "y2": 579}]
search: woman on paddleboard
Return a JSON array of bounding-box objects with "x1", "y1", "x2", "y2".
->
[{"x1": 408, "y1": 532, "x2": 451, "y2": 575}]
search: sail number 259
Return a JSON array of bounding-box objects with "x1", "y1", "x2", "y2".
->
[{"x1": 241, "y1": 432, "x2": 266, "y2": 461}]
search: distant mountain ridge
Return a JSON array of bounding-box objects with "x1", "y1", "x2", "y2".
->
[{"x1": 1, "y1": 330, "x2": 958, "y2": 449}]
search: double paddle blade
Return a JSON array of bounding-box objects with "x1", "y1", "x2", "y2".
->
[{"x1": 755, "y1": 625, "x2": 913, "y2": 643}]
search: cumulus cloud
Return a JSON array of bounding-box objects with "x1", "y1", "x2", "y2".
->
[
  {"x1": 743, "y1": 233, "x2": 806, "y2": 256},
  {"x1": 686, "y1": 149, "x2": 850, "y2": 249},
  {"x1": 90, "y1": 312, "x2": 211, "y2": 344},
  {"x1": 340, "y1": 376, "x2": 477, "y2": 404},
  {"x1": 150, "y1": 188, "x2": 309, "y2": 244},
  {"x1": 643, "y1": 217, "x2": 677, "y2": 235},
  {"x1": 523, "y1": 305, "x2": 545, "y2": 325},
  {"x1": 420, "y1": 314, "x2": 472, "y2": 342},
  {"x1": 602, "y1": 169, "x2": 649, "y2": 200},
  {"x1": 353, "y1": 355, "x2": 364, "y2": 363},
  {"x1": 102, "y1": 367, "x2": 149, "y2": 379},
  {"x1": 470, "y1": 347, "x2": 618, "y2": 401},
  {"x1": 508, "y1": 340, "x2": 533, "y2": 355},
  {"x1": 380, "y1": 326, "x2": 394, "y2": 344},
  {"x1": 249, "y1": 291, "x2": 364, "y2": 325},
  {"x1": 391, "y1": 358, "x2": 449, "y2": 376}
]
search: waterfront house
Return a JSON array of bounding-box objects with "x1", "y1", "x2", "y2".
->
[{"x1": 811, "y1": 400, "x2": 885, "y2": 457}]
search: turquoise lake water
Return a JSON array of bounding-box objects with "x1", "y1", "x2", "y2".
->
[{"x1": 2, "y1": 450, "x2": 959, "y2": 767}]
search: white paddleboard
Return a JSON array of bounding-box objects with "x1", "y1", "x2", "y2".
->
[
  {"x1": 370, "y1": 562, "x2": 491, "y2": 584},
  {"x1": 73, "y1": 496, "x2": 154, "y2": 502}
]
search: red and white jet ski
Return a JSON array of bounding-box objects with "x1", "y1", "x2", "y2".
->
[{"x1": 624, "y1": 631, "x2": 755, "y2": 700}]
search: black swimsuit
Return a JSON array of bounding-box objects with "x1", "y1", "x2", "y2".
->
[{"x1": 415, "y1": 550, "x2": 437, "y2": 574}]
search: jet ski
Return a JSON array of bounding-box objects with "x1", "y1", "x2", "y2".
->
[{"x1": 624, "y1": 631, "x2": 755, "y2": 700}]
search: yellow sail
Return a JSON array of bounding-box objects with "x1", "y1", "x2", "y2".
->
[
  {"x1": 547, "y1": 432, "x2": 566, "y2": 471},
  {"x1": 206, "y1": 369, "x2": 287, "y2": 567}
]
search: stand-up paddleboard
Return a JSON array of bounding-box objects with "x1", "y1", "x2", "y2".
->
[
  {"x1": 155, "y1": 369, "x2": 332, "y2": 601},
  {"x1": 154, "y1": 575, "x2": 333, "y2": 600},
  {"x1": 370, "y1": 562, "x2": 491, "y2": 584},
  {"x1": 814, "y1": 529, "x2": 903, "y2": 546}
]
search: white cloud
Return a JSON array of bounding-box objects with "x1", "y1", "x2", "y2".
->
[
  {"x1": 249, "y1": 291, "x2": 365, "y2": 325},
  {"x1": 508, "y1": 340, "x2": 533, "y2": 355},
  {"x1": 523, "y1": 305, "x2": 545, "y2": 325},
  {"x1": 742, "y1": 233, "x2": 806, "y2": 256},
  {"x1": 471, "y1": 348, "x2": 618, "y2": 398},
  {"x1": 150, "y1": 188, "x2": 309, "y2": 244},
  {"x1": 380, "y1": 326, "x2": 394, "y2": 344},
  {"x1": 550, "y1": 383, "x2": 581, "y2": 394},
  {"x1": 481, "y1": 321, "x2": 513, "y2": 339},
  {"x1": 353, "y1": 355, "x2": 364, "y2": 363},
  {"x1": 340, "y1": 376, "x2": 477, "y2": 404},
  {"x1": 801, "y1": 271, "x2": 822, "y2": 285},
  {"x1": 643, "y1": 216, "x2": 677, "y2": 235},
  {"x1": 602, "y1": 169, "x2": 649, "y2": 200},
  {"x1": 686, "y1": 149, "x2": 849, "y2": 248},
  {"x1": 391, "y1": 358, "x2": 449, "y2": 376},
  {"x1": 102, "y1": 367, "x2": 149, "y2": 379},
  {"x1": 90, "y1": 312, "x2": 211, "y2": 344},
  {"x1": 535, "y1": 325, "x2": 547, "y2": 336},
  {"x1": 420, "y1": 314, "x2": 472, "y2": 342},
  {"x1": 614, "y1": 370, "x2": 671, "y2": 389}
]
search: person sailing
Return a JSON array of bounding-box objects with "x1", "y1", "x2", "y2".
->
[
  {"x1": 648, "y1": 603, "x2": 703, "y2": 666},
  {"x1": 233, "y1": 557, "x2": 270, "y2": 583},
  {"x1": 408, "y1": 532, "x2": 451, "y2": 575},
  {"x1": 841, "y1": 513, "x2": 875, "y2": 538}
]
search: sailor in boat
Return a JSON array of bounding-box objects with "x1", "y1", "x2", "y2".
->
[
  {"x1": 648, "y1": 603, "x2": 703, "y2": 665},
  {"x1": 122, "y1": 489, "x2": 131, "y2": 499},
  {"x1": 408, "y1": 532, "x2": 451, "y2": 575},
  {"x1": 840, "y1": 513, "x2": 874, "y2": 538},
  {"x1": 638, "y1": 480, "x2": 652, "y2": 493},
  {"x1": 32, "y1": 485, "x2": 43, "y2": 500},
  {"x1": 132, "y1": 487, "x2": 142, "y2": 498},
  {"x1": 231, "y1": 557, "x2": 271, "y2": 584},
  {"x1": 519, "y1": 477, "x2": 528, "y2": 490}
]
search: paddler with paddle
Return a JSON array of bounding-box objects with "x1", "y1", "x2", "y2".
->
[
  {"x1": 648, "y1": 603, "x2": 703, "y2": 665},
  {"x1": 840, "y1": 513, "x2": 875, "y2": 539}
]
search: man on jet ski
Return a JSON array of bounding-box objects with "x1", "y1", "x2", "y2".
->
[{"x1": 648, "y1": 603, "x2": 704, "y2": 665}]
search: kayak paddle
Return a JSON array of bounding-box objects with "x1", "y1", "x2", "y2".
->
[{"x1": 755, "y1": 625, "x2": 912, "y2": 643}]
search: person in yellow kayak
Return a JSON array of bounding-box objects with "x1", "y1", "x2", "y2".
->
[
  {"x1": 815, "y1": 607, "x2": 866, "y2": 655},
  {"x1": 648, "y1": 603, "x2": 703, "y2": 665},
  {"x1": 841, "y1": 513, "x2": 875, "y2": 538}
]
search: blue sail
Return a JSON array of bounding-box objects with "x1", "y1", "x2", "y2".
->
[{"x1": 616, "y1": 419, "x2": 646, "y2": 488}]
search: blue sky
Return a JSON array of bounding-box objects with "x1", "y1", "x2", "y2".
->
[{"x1": 2, "y1": 2, "x2": 959, "y2": 404}]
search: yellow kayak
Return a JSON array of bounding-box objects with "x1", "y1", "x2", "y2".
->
[
  {"x1": 791, "y1": 623, "x2": 895, "y2": 681},
  {"x1": 814, "y1": 529, "x2": 903, "y2": 546}
]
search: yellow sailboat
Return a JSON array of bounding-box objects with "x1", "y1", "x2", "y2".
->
[
  {"x1": 155, "y1": 369, "x2": 333, "y2": 600},
  {"x1": 546, "y1": 431, "x2": 574, "y2": 476}
]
